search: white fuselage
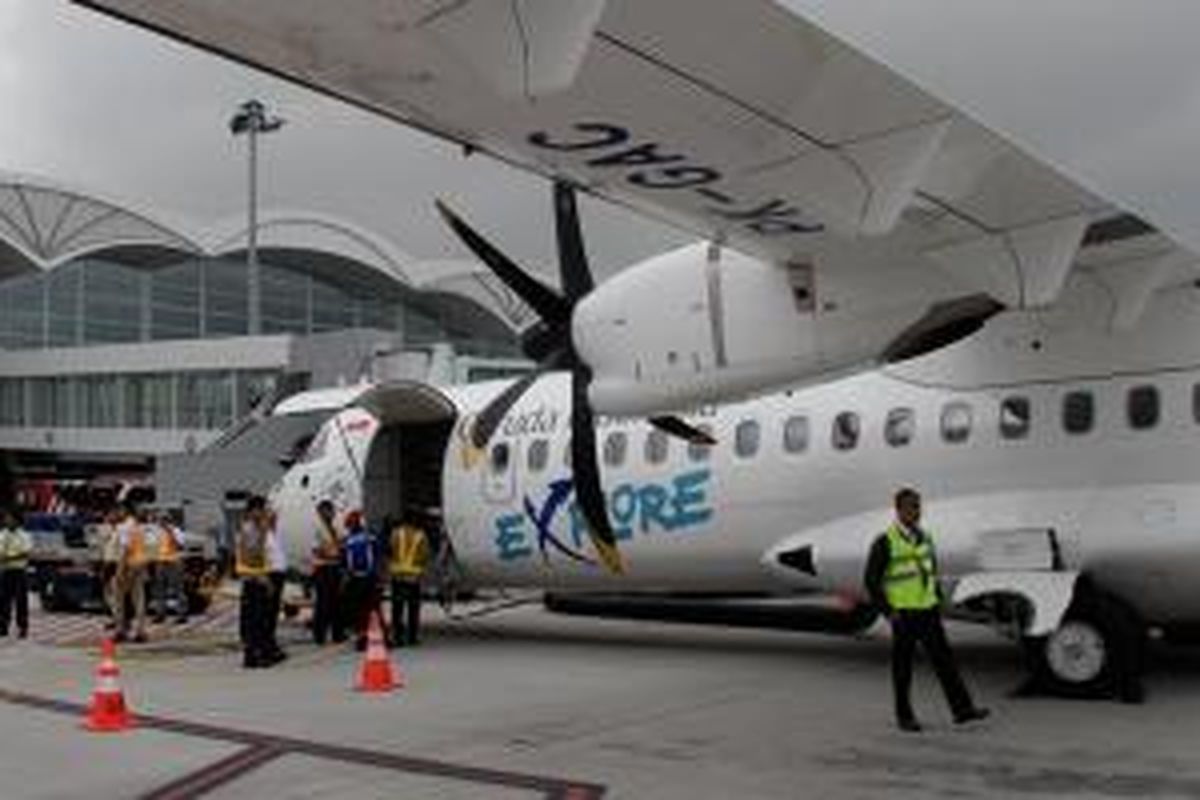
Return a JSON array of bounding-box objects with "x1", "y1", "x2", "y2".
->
[{"x1": 273, "y1": 278, "x2": 1200, "y2": 625}]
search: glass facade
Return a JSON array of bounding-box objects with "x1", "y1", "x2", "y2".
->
[
  {"x1": 0, "y1": 369, "x2": 285, "y2": 432},
  {"x1": 0, "y1": 255, "x2": 518, "y2": 357}
]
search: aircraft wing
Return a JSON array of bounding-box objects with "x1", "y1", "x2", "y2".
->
[{"x1": 74, "y1": 0, "x2": 1197, "y2": 310}]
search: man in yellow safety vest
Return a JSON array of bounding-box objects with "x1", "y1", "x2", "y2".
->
[
  {"x1": 310, "y1": 500, "x2": 345, "y2": 645},
  {"x1": 153, "y1": 513, "x2": 188, "y2": 625},
  {"x1": 114, "y1": 505, "x2": 150, "y2": 643},
  {"x1": 236, "y1": 495, "x2": 276, "y2": 668},
  {"x1": 0, "y1": 509, "x2": 32, "y2": 638},
  {"x1": 864, "y1": 488, "x2": 989, "y2": 732},
  {"x1": 388, "y1": 511, "x2": 429, "y2": 647}
]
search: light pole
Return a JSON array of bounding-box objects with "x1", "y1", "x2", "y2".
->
[{"x1": 229, "y1": 99, "x2": 284, "y2": 336}]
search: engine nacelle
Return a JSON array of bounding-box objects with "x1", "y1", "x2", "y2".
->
[{"x1": 572, "y1": 242, "x2": 999, "y2": 415}]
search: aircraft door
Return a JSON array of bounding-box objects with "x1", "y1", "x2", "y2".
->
[{"x1": 482, "y1": 439, "x2": 517, "y2": 505}]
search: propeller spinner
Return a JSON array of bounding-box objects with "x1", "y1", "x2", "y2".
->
[{"x1": 435, "y1": 181, "x2": 714, "y2": 574}]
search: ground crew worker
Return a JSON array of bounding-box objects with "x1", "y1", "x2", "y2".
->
[
  {"x1": 114, "y1": 505, "x2": 150, "y2": 643},
  {"x1": 98, "y1": 509, "x2": 122, "y2": 629},
  {"x1": 236, "y1": 496, "x2": 275, "y2": 668},
  {"x1": 264, "y1": 509, "x2": 288, "y2": 663},
  {"x1": 0, "y1": 510, "x2": 32, "y2": 638},
  {"x1": 864, "y1": 487, "x2": 989, "y2": 732},
  {"x1": 153, "y1": 514, "x2": 188, "y2": 625},
  {"x1": 388, "y1": 511, "x2": 429, "y2": 647},
  {"x1": 311, "y1": 500, "x2": 344, "y2": 645},
  {"x1": 342, "y1": 511, "x2": 380, "y2": 651}
]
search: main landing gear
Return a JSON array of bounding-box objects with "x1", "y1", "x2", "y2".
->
[{"x1": 1023, "y1": 582, "x2": 1145, "y2": 703}]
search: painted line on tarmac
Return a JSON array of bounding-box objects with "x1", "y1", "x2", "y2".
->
[
  {"x1": 0, "y1": 688, "x2": 608, "y2": 799},
  {"x1": 140, "y1": 744, "x2": 285, "y2": 800}
]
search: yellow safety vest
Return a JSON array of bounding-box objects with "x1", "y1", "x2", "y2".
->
[
  {"x1": 0, "y1": 528, "x2": 30, "y2": 569},
  {"x1": 883, "y1": 523, "x2": 940, "y2": 611},
  {"x1": 124, "y1": 524, "x2": 149, "y2": 568},
  {"x1": 389, "y1": 525, "x2": 429, "y2": 579},
  {"x1": 236, "y1": 523, "x2": 269, "y2": 578},
  {"x1": 313, "y1": 517, "x2": 341, "y2": 565},
  {"x1": 157, "y1": 526, "x2": 180, "y2": 562}
]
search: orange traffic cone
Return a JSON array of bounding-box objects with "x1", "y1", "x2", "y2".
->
[
  {"x1": 83, "y1": 637, "x2": 132, "y2": 732},
  {"x1": 355, "y1": 614, "x2": 401, "y2": 693}
]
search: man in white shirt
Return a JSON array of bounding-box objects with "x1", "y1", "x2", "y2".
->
[
  {"x1": 264, "y1": 510, "x2": 287, "y2": 662},
  {"x1": 0, "y1": 510, "x2": 32, "y2": 638}
]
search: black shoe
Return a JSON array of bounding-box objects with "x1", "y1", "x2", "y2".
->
[
  {"x1": 153, "y1": 617, "x2": 166, "y2": 625},
  {"x1": 954, "y1": 707, "x2": 990, "y2": 725},
  {"x1": 266, "y1": 649, "x2": 287, "y2": 665},
  {"x1": 175, "y1": 617, "x2": 189, "y2": 625},
  {"x1": 354, "y1": 638, "x2": 367, "y2": 652},
  {"x1": 898, "y1": 718, "x2": 922, "y2": 733},
  {"x1": 113, "y1": 632, "x2": 128, "y2": 643},
  {"x1": 243, "y1": 656, "x2": 264, "y2": 669},
  {"x1": 17, "y1": 631, "x2": 26, "y2": 640},
  {"x1": 133, "y1": 633, "x2": 148, "y2": 644}
]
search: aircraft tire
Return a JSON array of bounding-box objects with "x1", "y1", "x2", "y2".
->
[{"x1": 1025, "y1": 586, "x2": 1145, "y2": 702}]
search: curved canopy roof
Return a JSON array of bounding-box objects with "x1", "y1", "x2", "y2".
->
[{"x1": 0, "y1": 174, "x2": 530, "y2": 332}]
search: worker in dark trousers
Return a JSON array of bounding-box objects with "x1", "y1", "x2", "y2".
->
[
  {"x1": 0, "y1": 510, "x2": 31, "y2": 638},
  {"x1": 264, "y1": 509, "x2": 288, "y2": 663},
  {"x1": 342, "y1": 511, "x2": 381, "y2": 651},
  {"x1": 236, "y1": 496, "x2": 275, "y2": 668},
  {"x1": 864, "y1": 488, "x2": 989, "y2": 732},
  {"x1": 388, "y1": 511, "x2": 429, "y2": 647},
  {"x1": 311, "y1": 500, "x2": 345, "y2": 645}
]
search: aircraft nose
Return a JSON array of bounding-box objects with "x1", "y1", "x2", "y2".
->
[{"x1": 775, "y1": 544, "x2": 816, "y2": 576}]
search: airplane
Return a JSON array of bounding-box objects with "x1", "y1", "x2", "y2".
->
[
  {"x1": 73, "y1": 1, "x2": 1200, "y2": 699},
  {"x1": 268, "y1": 253, "x2": 1200, "y2": 702}
]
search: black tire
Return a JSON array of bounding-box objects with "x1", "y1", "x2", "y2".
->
[{"x1": 1024, "y1": 586, "x2": 1145, "y2": 701}]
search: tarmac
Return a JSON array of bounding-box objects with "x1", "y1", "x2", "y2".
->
[{"x1": 3, "y1": 598, "x2": 1200, "y2": 799}]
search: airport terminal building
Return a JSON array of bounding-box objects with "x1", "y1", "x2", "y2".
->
[{"x1": 0, "y1": 174, "x2": 529, "y2": 503}]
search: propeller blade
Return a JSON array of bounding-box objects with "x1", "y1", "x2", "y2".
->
[
  {"x1": 436, "y1": 199, "x2": 570, "y2": 325},
  {"x1": 649, "y1": 415, "x2": 717, "y2": 445},
  {"x1": 571, "y1": 367, "x2": 623, "y2": 574},
  {"x1": 554, "y1": 181, "x2": 594, "y2": 301},
  {"x1": 470, "y1": 368, "x2": 544, "y2": 449}
]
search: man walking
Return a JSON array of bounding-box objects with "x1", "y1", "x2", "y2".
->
[
  {"x1": 0, "y1": 510, "x2": 31, "y2": 639},
  {"x1": 864, "y1": 488, "x2": 989, "y2": 732},
  {"x1": 388, "y1": 511, "x2": 429, "y2": 647}
]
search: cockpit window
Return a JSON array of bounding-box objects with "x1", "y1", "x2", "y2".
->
[
  {"x1": 489, "y1": 442, "x2": 511, "y2": 475},
  {"x1": 299, "y1": 427, "x2": 329, "y2": 464}
]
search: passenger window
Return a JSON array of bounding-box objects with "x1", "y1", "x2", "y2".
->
[
  {"x1": 527, "y1": 438, "x2": 549, "y2": 472},
  {"x1": 940, "y1": 402, "x2": 972, "y2": 444},
  {"x1": 489, "y1": 442, "x2": 510, "y2": 474},
  {"x1": 1127, "y1": 385, "x2": 1159, "y2": 430},
  {"x1": 603, "y1": 430, "x2": 628, "y2": 467},
  {"x1": 884, "y1": 408, "x2": 915, "y2": 448},
  {"x1": 735, "y1": 419, "x2": 761, "y2": 459},
  {"x1": 831, "y1": 412, "x2": 860, "y2": 451},
  {"x1": 999, "y1": 396, "x2": 1031, "y2": 440},
  {"x1": 1062, "y1": 391, "x2": 1094, "y2": 435},
  {"x1": 687, "y1": 424, "x2": 714, "y2": 462},
  {"x1": 644, "y1": 429, "x2": 670, "y2": 465},
  {"x1": 782, "y1": 415, "x2": 809, "y2": 454}
]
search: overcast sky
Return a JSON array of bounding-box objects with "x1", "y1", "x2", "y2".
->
[{"x1": 3, "y1": 1, "x2": 1200, "y2": 278}]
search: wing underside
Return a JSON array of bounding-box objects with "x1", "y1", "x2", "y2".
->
[{"x1": 73, "y1": 0, "x2": 1197, "y2": 318}]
